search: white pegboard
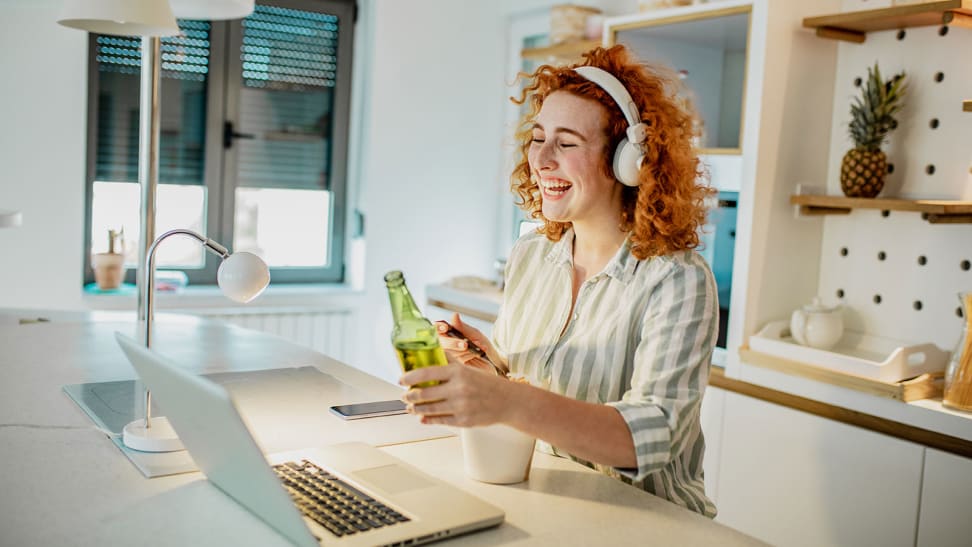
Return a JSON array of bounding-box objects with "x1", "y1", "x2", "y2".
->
[
  {"x1": 826, "y1": 25, "x2": 972, "y2": 199},
  {"x1": 818, "y1": 210, "x2": 971, "y2": 351},
  {"x1": 816, "y1": 4, "x2": 972, "y2": 352}
]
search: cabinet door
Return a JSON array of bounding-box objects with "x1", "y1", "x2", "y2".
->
[
  {"x1": 917, "y1": 448, "x2": 972, "y2": 547},
  {"x1": 716, "y1": 392, "x2": 923, "y2": 547}
]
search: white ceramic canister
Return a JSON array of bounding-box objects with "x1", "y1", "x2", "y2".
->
[{"x1": 790, "y1": 297, "x2": 844, "y2": 350}]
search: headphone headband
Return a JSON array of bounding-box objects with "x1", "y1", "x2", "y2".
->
[
  {"x1": 573, "y1": 66, "x2": 642, "y2": 131},
  {"x1": 573, "y1": 65, "x2": 649, "y2": 186}
]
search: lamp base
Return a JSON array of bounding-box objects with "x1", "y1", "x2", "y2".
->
[{"x1": 122, "y1": 417, "x2": 185, "y2": 452}]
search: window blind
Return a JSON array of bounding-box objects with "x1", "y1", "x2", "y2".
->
[
  {"x1": 93, "y1": 21, "x2": 211, "y2": 185},
  {"x1": 235, "y1": 4, "x2": 340, "y2": 190}
]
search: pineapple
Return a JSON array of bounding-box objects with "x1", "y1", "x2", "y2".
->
[{"x1": 840, "y1": 63, "x2": 906, "y2": 198}]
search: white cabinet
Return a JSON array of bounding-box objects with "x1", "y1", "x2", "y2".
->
[
  {"x1": 916, "y1": 448, "x2": 972, "y2": 547},
  {"x1": 715, "y1": 391, "x2": 924, "y2": 547}
]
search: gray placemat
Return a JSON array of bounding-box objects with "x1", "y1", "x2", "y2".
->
[
  {"x1": 63, "y1": 367, "x2": 343, "y2": 478},
  {"x1": 63, "y1": 366, "x2": 452, "y2": 479}
]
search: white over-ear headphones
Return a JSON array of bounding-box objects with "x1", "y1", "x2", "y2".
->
[{"x1": 574, "y1": 66, "x2": 649, "y2": 187}]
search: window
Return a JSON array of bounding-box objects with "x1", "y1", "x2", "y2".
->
[{"x1": 84, "y1": 0, "x2": 356, "y2": 286}]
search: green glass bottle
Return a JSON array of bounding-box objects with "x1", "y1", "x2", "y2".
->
[{"x1": 384, "y1": 270, "x2": 447, "y2": 385}]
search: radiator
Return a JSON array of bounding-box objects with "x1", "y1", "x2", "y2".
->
[{"x1": 190, "y1": 308, "x2": 353, "y2": 363}]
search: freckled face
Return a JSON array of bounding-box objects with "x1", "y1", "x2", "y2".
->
[{"x1": 528, "y1": 91, "x2": 622, "y2": 228}]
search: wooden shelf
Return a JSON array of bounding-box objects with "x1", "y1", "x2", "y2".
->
[
  {"x1": 803, "y1": 0, "x2": 972, "y2": 43},
  {"x1": 790, "y1": 194, "x2": 972, "y2": 224},
  {"x1": 521, "y1": 39, "x2": 600, "y2": 62}
]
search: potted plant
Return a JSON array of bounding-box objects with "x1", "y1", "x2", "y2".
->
[
  {"x1": 840, "y1": 63, "x2": 907, "y2": 198},
  {"x1": 91, "y1": 228, "x2": 126, "y2": 290}
]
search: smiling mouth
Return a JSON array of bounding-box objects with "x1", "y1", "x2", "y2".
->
[{"x1": 540, "y1": 178, "x2": 572, "y2": 196}]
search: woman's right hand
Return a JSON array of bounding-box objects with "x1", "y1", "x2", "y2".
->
[{"x1": 435, "y1": 313, "x2": 508, "y2": 375}]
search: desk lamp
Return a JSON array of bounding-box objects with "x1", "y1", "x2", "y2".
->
[
  {"x1": 58, "y1": 0, "x2": 254, "y2": 345},
  {"x1": 57, "y1": 0, "x2": 257, "y2": 452},
  {"x1": 123, "y1": 228, "x2": 270, "y2": 452}
]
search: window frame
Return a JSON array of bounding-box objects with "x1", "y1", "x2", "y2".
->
[{"x1": 82, "y1": 0, "x2": 356, "y2": 287}]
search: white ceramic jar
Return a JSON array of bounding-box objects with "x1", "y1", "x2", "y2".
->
[{"x1": 789, "y1": 297, "x2": 844, "y2": 350}]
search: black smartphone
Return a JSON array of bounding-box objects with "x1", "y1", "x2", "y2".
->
[
  {"x1": 442, "y1": 325, "x2": 489, "y2": 359},
  {"x1": 441, "y1": 324, "x2": 507, "y2": 376},
  {"x1": 329, "y1": 400, "x2": 407, "y2": 420}
]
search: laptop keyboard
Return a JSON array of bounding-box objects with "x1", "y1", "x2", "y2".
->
[{"x1": 273, "y1": 460, "x2": 411, "y2": 538}]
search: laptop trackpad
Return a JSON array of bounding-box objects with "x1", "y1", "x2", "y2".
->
[{"x1": 353, "y1": 464, "x2": 435, "y2": 494}]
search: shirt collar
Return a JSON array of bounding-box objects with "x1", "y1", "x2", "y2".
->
[
  {"x1": 606, "y1": 235, "x2": 637, "y2": 284},
  {"x1": 544, "y1": 229, "x2": 574, "y2": 268},
  {"x1": 544, "y1": 228, "x2": 639, "y2": 284}
]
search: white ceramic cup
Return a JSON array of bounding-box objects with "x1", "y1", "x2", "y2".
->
[{"x1": 460, "y1": 424, "x2": 536, "y2": 484}]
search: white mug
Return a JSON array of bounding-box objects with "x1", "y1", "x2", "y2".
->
[{"x1": 460, "y1": 424, "x2": 536, "y2": 484}]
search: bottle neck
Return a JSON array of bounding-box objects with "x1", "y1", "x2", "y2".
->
[{"x1": 387, "y1": 282, "x2": 424, "y2": 324}]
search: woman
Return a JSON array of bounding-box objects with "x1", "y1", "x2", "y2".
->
[{"x1": 400, "y1": 45, "x2": 718, "y2": 517}]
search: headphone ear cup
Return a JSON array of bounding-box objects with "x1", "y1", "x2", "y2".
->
[{"x1": 613, "y1": 138, "x2": 645, "y2": 187}]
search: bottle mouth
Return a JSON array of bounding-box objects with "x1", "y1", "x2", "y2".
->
[{"x1": 384, "y1": 270, "x2": 404, "y2": 285}]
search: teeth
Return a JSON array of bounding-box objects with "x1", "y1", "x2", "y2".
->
[{"x1": 540, "y1": 178, "x2": 571, "y2": 191}]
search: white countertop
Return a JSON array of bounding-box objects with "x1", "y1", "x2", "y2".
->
[{"x1": 0, "y1": 311, "x2": 763, "y2": 546}]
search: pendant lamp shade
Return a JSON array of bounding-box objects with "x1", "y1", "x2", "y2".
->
[
  {"x1": 57, "y1": 0, "x2": 179, "y2": 37},
  {"x1": 0, "y1": 210, "x2": 22, "y2": 229},
  {"x1": 168, "y1": 0, "x2": 255, "y2": 20}
]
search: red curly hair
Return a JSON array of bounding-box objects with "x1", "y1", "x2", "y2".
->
[{"x1": 511, "y1": 45, "x2": 714, "y2": 259}]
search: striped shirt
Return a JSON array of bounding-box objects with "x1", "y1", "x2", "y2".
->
[{"x1": 493, "y1": 229, "x2": 718, "y2": 517}]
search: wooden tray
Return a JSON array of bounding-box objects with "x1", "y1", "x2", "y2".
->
[{"x1": 740, "y1": 347, "x2": 944, "y2": 402}]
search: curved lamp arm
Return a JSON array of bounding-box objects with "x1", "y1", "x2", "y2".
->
[{"x1": 143, "y1": 229, "x2": 231, "y2": 348}]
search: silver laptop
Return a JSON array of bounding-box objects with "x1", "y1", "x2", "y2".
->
[{"x1": 115, "y1": 333, "x2": 504, "y2": 547}]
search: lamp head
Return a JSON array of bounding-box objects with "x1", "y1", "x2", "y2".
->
[
  {"x1": 0, "y1": 210, "x2": 22, "y2": 229},
  {"x1": 57, "y1": 0, "x2": 180, "y2": 36},
  {"x1": 217, "y1": 251, "x2": 270, "y2": 303},
  {"x1": 168, "y1": 0, "x2": 255, "y2": 20}
]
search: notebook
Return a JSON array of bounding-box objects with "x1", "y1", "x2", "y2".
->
[{"x1": 115, "y1": 333, "x2": 504, "y2": 546}]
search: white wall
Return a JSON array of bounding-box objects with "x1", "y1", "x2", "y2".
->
[
  {"x1": 0, "y1": 0, "x2": 88, "y2": 310},
  {"x1": 352, "y1": 0, "x2": 509, "y2": 380}
]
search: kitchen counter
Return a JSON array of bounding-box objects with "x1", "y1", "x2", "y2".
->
[
  {"x1": 426, "y1": 282, "x2": 972, "y2": 456},
  {"x1": 0, "y1": 309, "x2": 764, "y2": 546}
]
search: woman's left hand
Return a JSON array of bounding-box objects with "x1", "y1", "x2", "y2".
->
[{"x1": 400, "y1": 363, "x2": 512, "y2": 427}]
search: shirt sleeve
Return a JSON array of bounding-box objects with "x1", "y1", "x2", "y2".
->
[{"x1": 605, "y1": 256, "x2": 718, "y2": 482}]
